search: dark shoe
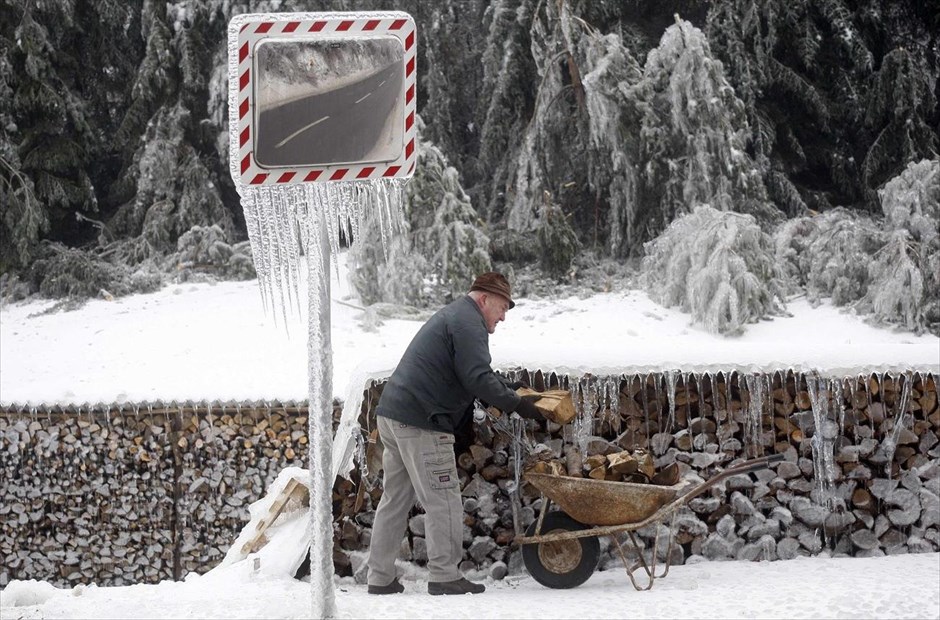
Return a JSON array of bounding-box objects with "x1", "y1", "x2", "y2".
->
[
  {"x1": 368, "y1": 578, "x2": 405, "y2": 595},
  {"x1": 428, "y1": 578, "x2": 485, "y2": 595}
]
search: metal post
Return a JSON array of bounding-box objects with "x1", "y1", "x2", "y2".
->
[{"x1": 309, "y1": 222, "x2": 336, "y2": 618}]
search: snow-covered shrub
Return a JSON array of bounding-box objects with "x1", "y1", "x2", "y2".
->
[
  {"x1": 347, "y1": 207, "x2": 432, "y2": 309},
  {"x1": 879, "y1": 159, "x2": 939, "y2": 246},
  {"x1": 862, "y1": 159, "x2": 940, "y2": 333},
  {"x1": 859, "y1": 230, "x2": 926, "y2": 332},
  {"x1": 641, "y1": 205, "x2": 784, "y2": 335},
  {"x1": 28, "y1": 242, "x2": 161, "y2": 301},
  {"x1": 537, "y1": 195, "x2": 581, "y2": 281},
  {"x1": 773, "y1": 208, "x2": 883, "y2": 307},
  {"x1": 171, "y1": 224, "x2": 255, "y2": 282},
  {"x1": 772, "y1": 216, "x2": 819, "y2": 295},
  {"x1": 413, "y1": 163, "x2": 491, "y2": 299}
]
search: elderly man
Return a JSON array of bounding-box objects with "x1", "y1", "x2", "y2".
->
[{"x1": 366, "y1": 272, "x2": 543, "y2": 595}]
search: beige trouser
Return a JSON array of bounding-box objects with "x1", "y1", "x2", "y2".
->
[{"x1": 367, "y1": 415, "x2": 464, "y2": 586}]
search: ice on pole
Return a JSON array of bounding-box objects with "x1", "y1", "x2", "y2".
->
[{"x1": 227, "y1": 11, "x2": 416, "y2": 619}]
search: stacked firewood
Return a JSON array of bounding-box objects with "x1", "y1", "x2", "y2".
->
[{"x1": 0, "y1": 401, "x2": 328, "y2": 588}]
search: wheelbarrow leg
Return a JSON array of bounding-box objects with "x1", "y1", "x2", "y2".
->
[
  {"x1": 532, "y1": 494, "x2": 552, "y2": 535},
  {"x1": 610, "y1": 513, "x2": 678, "y2": 591}
]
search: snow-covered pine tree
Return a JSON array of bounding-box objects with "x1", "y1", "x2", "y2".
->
[
  {"x1": 110, "y1": 103, "x2": 233, "y2": 266},
  {"x1": 1, "y1": 1, "x2": 102, "y2": 269},
  {"x1": 476, "y1": 0, "x2": 538, "y2": 223},
  {"x1": 0, "y1": 37, "x2": 44, "y2": 272},
  {"x1": 572, "y1": 23, "x2": 644, "y2": 257},
  {"x1": 418, "y1": 1, "x2": 486, "y2": 185},
  {"x1": 536, "y1": 191, "x2": 581, "y2": 280},
  {"x1": 349, "y1": 117, "x2": 491, "y2": 308},
  {"x1": 641, "y1": 205, "x2": 784, "y2": 336},
  {"x1": 861, "y1": 230, "x2": 926, "y2": 333},
  {"x1": 637, "y1": 18, "x2": 780, "y2": 241},
  {"x1": 504, "y1": 0, "x2": 589, "y2": 234},
  {"x1": 862, "y1": 49, "x2": 937, "y2": 209}
]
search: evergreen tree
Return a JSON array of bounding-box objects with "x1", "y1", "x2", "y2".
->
[
  {"x1": 349, "y1": 117, "x2": 490, "y2": 308},
  {"x1": 574, "y1": 26, "x2": 643, "y2": 257},
  {"x1": 637, "y1": 17, "x2": 779, "y2": 243},
  {"x1": 861, "y1": 48, "x2": 938, "y2": 208},
  {"x1": 503, "y1": 0, "x2": 591, "y2": 235},
  {"x1": 3, "y1": 1, "x2": 99, "y2": 255},
  {"x1": 476, "y1": 0, "x2": 537, "y2": 222},
  {"x1": 536, "y1": 191, "x2": 581, "y2": 281},
  {"x1": 418, "y1": 0, "x2": 487, "y2": 188}
]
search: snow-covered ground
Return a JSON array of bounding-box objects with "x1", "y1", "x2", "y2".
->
[
  {"x1": 1, "y1": 251, "x2": 939, "y2": 619},
  {"x1": 1, "y1": 252, "x2": 937, "y2": 406},
  {"x1": 1, "y1": 551, "x2": 937, "y2": 620}
]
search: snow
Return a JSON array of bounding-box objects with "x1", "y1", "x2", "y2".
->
[
  {"x1": 1, "y1": 551, "x2": 937, "y2": 619},
  {"x1": 1, "y1": 250, "x2": 939, "y2": 618},
  {"x1": 1, "y1": 252, "x2": 936, "y2": 407}
]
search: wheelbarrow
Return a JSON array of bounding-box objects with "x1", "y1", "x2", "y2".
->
[{"x1": 515, "y1": 453, "x2": 786, "y2": 590}]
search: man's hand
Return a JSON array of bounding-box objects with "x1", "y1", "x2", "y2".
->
[
  {"x1": 514, "y1": 397, "x2": 542, "y2": 420},
  {"x1": 507, "y1": 379, "x2": 530, "y2": 390}
]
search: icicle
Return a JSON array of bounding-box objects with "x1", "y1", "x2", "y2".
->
[
  {"x1": 806, "y1": 373, "x2": 836, "y2": 510},
  {"x1": 576, "y1": 377, "x2": 593, "y2": 458},
  {"x1": 606, "y1": 375, "x2": 621, "y2": 419},
  {"x1": 640, "y1": 374, "x2": 652, "y2": 451},
  {"x1": 882, "y1": 371, "x2": 914, "y2": 478},
  {"x1": 684, "y1": 372, "x2": 696, "y2": 453},
  {"x1": 699, "y1": 372, "x2": 710, "y2": 451},
  {"x1": 744, "y1": 373, "x2": 763, "y2": 458},
  {"x1": 833, "y1": 377, "x2": 845, "y2": 438},
  {"x1": 713, "y1": 371, "x2": 724, "y2": 446}
]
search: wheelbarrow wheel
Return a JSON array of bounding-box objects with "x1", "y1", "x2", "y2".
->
[{"x1": 522, "y1": 511, "x2": 599, "y2": 589}]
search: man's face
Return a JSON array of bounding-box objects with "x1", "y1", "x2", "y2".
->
[{"x1": 481, "y1": 293, "x2": 510, "y2": 334}]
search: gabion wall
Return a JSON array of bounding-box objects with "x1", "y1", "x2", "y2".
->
[{"x1": 332, "y1": 369, "x2": 939, "y2": 581}]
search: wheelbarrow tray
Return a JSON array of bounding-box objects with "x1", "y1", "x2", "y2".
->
[
  {"x1": 517, "y1": 454, "x2": 785, "y2": 591},
  {"x1": 524, "y1": 473, "x2": 692, "y2": 526}
]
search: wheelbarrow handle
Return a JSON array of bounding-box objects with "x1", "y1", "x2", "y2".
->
[{"x1": 675, "y1": 453, "x2": 786, "y2": 506}]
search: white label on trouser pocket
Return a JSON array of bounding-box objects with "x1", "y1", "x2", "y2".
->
[{"x1": 425, "y1": 456, "x2": 458, "y2": 490}]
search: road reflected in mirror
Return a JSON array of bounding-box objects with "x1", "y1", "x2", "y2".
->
[{"x1": 254, "y1": 36, "x2": 404, "y2": 168}]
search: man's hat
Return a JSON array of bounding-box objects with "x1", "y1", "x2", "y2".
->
[{"x1": 470, "y1": 272, "x2": 515, "y2": 309}]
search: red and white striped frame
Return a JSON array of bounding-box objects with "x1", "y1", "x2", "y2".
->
[{"x1": 228, "y1": 12, "x2": 416, "y2": 187}]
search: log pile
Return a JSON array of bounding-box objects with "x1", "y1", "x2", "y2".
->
[{"x1": 0, "y1": 401, "x2": 328, "y2": 588}]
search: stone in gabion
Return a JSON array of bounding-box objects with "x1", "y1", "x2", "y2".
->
[
  {"x1": 790, "y1": 497, "x2": 828, "y2": 527},
  {"x1": 408, "y1": 514, "x2": 426, "y2": 537},
  {"x1": 701, "y1": 533, "x2": 736, "y2": 561},
  {"x1": 850, "y1": 528, "x2": 880, "y2": 550},
  {"x1": 776, "y1": 537, "x2": 800, "y2": 560},
  {"x1": 489, "y1": 560, "x2": 508, "y2": 580},
  {"x1": 919, "y1": 488, "x2": 940, "y2": 527},
  {"x1": 468, "y1": 536, "x2": 496, "y2": 563},
  {"x1": 412, "y1": 536, "x2": 428, "y2": 563},
  {"x1": 886, "y1": 488, "x2": 921, "y2": 526}
]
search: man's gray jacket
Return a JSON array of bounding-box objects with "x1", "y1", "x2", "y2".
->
[{"x1": 375, "y1": 295, "x2": 521, "y2": 433}]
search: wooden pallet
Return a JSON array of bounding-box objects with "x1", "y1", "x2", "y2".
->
[{"x1": 240, "y1": 476, "x2": 310, "y2": 555}]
